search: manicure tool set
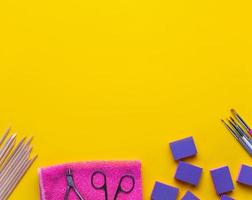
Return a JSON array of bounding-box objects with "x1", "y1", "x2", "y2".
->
[
  {"x1": 39, "y1": 161, "x2": 142, "y2": 200},
  {"x1": 222, "y1": 109, "x2": 252, "y2": 156},
  {"x1": 64, "y1": 168, "x2": 135, "y2": 200},
  {"x1": 1, "y1": 109, "x2": 252, "y2": 199}
]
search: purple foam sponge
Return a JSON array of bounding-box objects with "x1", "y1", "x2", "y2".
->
[
  {"x1": 181, "y1": 191, "x2": 200, "y2": 200},
  {"x1": 220, "y1": 195, "x2": 234, "y2": 200},
  {"x1": 175, "y1": 161, "x2": 202, "y2": 186},
  {"x1": 151, "y1": 181, "x2": 179, "y2": 200},
  {"x1": 169, "y1": 136, "x2": 197, "y2": 161},
  {"x1": 237, "y1": 164, "x2": 252, "y2": 187},
  {"x1": 210, "y1": 166, "x2": 234, "y2": 195}
]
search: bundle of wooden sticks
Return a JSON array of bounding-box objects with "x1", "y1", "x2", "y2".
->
[{"x1": 0, "y1": 128, "x2": 37, "y2": 200}]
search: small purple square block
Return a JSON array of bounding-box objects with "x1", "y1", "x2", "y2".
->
[
  {"x1": 175, "y1": 161, "x2": 203, "y2": 186},
  {"x1": 237, "y1": 164, "x2": 252, "y2": 187},
  {"x1": 151, "y1": 181, "x2": 179, "y2": 200},
  {"x1": 210, "y1": 166, "x2": 234, "y2": 195},
  {"x1": 220, "y1": 195, "x2": 234, "y2": 200},
  {"x1": 181, "y1": 191, "x2": 200, "y2": 200},
  {"x1": 169, "y1": 137, "x2": 197, "y2": 161}
]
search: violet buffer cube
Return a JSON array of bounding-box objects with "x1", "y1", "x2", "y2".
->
[
  {"x1": 175, "y1": 161, "x2": 203, "y2": 186},
  {"x1": 210, "y1": 166, "x2": 234, "y2": 195},
  {"x1": 237, "y1": 164, "x2": 252, "y2": 187},
  {"x1": 181, "y1": 191, "x2": 200, "y2": 200},
  {"x1": 220, "y1": 195, "x2": 234, "y2": 200},
  {"x1": 169, "y1": 136, "x2": 197, "y2": 161},
  {"x1": 151, "y1": 181, "x2": 179, "y2": 200}
]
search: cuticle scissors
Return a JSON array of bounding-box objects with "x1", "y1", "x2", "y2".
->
[{"x1": 91, "y1": 171, "x2": 135, "y2": 200}]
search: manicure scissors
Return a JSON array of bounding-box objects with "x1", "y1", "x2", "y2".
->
[
  {"x1": 64, "y1": 169, "x2": 85, "y2": 200},
  {"x1": 91, "y1": 171, "x2": 135, "y2": 200}
]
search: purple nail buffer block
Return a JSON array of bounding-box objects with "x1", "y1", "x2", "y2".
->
[
  {"x1": 175, "y1": 161, "x2": 202, "y2": 186},
  {"x1": 181, "y1": 191, "x2": 200, "y2": 200},
  {"x1": 210, "y1": 166, "x2": 234, "y2": 195},
  {"x1": 169, "y1": 137, "x2": 197, "y2": 161},
  {"x1": 151, "y1": 181, "x2": 179, "y2": 200},
  {"x1": 237, "y1": 164, "x2": 252, "y2": 187},
  {"x1": 220, "y1": 195, "x2": 234, "y2": 200}
]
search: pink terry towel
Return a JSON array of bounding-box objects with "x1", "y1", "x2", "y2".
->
[{"x1": 39, "y1": 161, "x2": 142, "y2": 200}]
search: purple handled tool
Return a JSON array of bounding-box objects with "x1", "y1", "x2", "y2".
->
[
  {"x1": 221, "y1": 119, "x2": 252, "y2": 156},
  {"x1": 231, "y1": 109, "x2": 252, "y2": 137}
]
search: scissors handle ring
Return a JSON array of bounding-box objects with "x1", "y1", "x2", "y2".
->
[
  {"x1": 91, "y1": 171, "x2": 107, "y2": 190},
  {"x1": 118, "y1": 175, "x2": 135, "y2": 194}
]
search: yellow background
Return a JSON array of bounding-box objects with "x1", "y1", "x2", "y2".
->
[{"x1": 0, "y1": 0, "x2": 252, "y2": 199}]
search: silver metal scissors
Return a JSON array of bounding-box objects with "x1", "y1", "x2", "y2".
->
[
  {"x1": 91, "y1": 171, "x2": 135, "y2": 200},
  {"x1": 64, "y1": 169, "x2": 85, "y2": 200}
]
